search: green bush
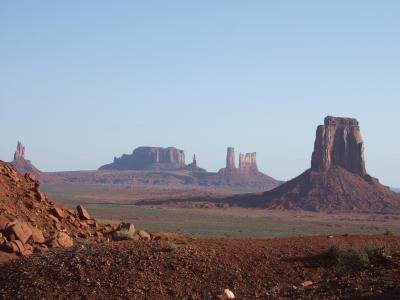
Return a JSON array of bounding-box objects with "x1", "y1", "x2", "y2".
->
[
  {"x1": 336, "y1": 247, "x2": 370, "y2": 274},
  {"x1": 168, "y1": 243, "x2": 177, "y2": 251},
  {"x1": 326, "y1": 241, "x2": 392, "y2": 274},
  {"x1": 112, "y1": 229, "x2": 137, "y2": 241}
]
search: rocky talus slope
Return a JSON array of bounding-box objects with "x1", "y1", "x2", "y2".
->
[
  {"x1": 0, "y1": 160, "x2": 112, "y2": 257},
  {"x1": 0, "y1": 161, "x2": 194, "y2": 259}
]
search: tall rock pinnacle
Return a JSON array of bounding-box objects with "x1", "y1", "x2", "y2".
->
[
  {"x1": 311, "y1": 116, "x2": 367, "y2": 177},
  {"x1": 14, "y1": 141, "x2": 26, "y2": 161},
  {"x1": 226, "y1": 147, "x2": 236, "y2": 170}
]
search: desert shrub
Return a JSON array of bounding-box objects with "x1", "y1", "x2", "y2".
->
[
  {"x1": 362, "y1": 242, "x2": 391, "y2": 263},
  {"x1": 180, "y1": 239, "x2": 189, "y2": 245},
  {"x1": 336, "y1": 247, "x2": 370, "y2": 274},
  {"x1": 326, "y1": 241, "x2": 342, "y2": 258},
  {"x1": 112, "y1": 229, "x2": 137, "y2": 241},
  {"x1": 168, "y1": 243, "x2": 177, "y2": 251},
  {"x1": 326, "y1": 241, "x2": 393, "y2": 274}
]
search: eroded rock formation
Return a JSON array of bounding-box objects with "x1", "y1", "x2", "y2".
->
[
  {"x1": 185, "y1": 154, "x2": 206, "y2": 172},
  {"x1": 239, "y1": 152, "x2": 258, "y2": 173},
  {"x1": 226, "y1": 147, "x2": 236, "y2": 170},
  {"x1": 311, "y1": 116, "x2": 367, "y2": 176},
  {"x1": 14, "y1": 142, "x2": 25, "y2": 161},
  {"x1": 216, "y1": 147, "x2": 281, "y2": 189},
  {"x1": 216, "y1": 116, "x2": 400, "y2": 213},
  {"x1": 100, "y1": 147, "x2": 186, "y2": 171},
  {"x1": 10, "y1": 142, "x2": 44, "y2": 180},
  {"x1": 220, "y1": 148, "x2": 259, "y2": 174}
]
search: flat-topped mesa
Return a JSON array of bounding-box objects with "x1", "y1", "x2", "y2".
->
[
  {"x1": 311, "y1": 116, "x2": 367, "y2": 177},
  {"x1": 99, "y1": 146, "x2": 186, "y2": 171},
  {"x1": 226, "y1": 147, "x2": 236, "y2": 170},
  {"x1": 14, "y1": 141, "x2": 26, "y2": 161},
  {"x1": 239, "y1": 152, "x2": 258, "y2": 173}
]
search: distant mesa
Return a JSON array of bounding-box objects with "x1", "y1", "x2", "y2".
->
[
  {"x1": 99, "y1": 146, "x2": 199, "y2": 171},
  {"x1": 222, "y1": 116, "x2": 400, "y2": 213}
]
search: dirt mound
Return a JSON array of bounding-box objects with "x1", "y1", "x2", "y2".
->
[{"x1": 0, "y1": 235, "x2": 399, "y2": 299}]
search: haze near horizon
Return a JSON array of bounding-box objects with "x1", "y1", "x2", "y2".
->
[{"x1": 1, "y1": 1, "x2": 399, "y2": 186}]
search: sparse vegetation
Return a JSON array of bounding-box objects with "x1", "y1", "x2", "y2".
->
[
  {"x1": 168, "y1": 243, "x2": 177, "y2": 251},
  {"x1": 112, "y1": 229, "x2": 138, "y2": 241},
  {"x1": 326, "y1": 241, "x2": 393, "y2": 274}
]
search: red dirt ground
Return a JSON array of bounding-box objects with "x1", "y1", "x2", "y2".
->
[{"x1": 1, "y1": 235, "x2": 399, "y2": 299}]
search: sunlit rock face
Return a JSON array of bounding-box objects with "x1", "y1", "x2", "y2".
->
[{"x1": 311, "y1": 116, "x2": 367, "y2": 177}]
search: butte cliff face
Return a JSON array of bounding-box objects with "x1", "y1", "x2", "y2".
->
[
  {"x1": 223, "y1": 116, "x2": 400, "y2": 213},
  {"x1": 219, "y1": 148, "x2": 259, "y2": 174},
  {"x1": 239, "y1": 152, "x2": 258, "y2": 173},
  {"x1": 99, "y1": 147, "x2": 187, "y2": 171},
  {"x1": 216, "y1": 147, "x2": 281, "y2": 189},
  {"x1": 311, "y1": 116, "x2": 367, "y2": 176},
  {"x1": 267, "y1": 115, "x2": 400, "y2": 212}
]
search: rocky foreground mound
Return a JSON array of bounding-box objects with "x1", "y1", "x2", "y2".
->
[
  {"x1": 0, "y1": 235, "x2": 399, "y2": 299},
  {"x1": 0, "y1": 160, "x2": 112, "y2": 257},
  {"x1": 0, "y1": 161, "x2": 194, "y2": 259}
]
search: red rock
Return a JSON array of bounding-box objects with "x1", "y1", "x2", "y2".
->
[
  {"x1": 99, "y1": 146, "x2": 186, "y2": 171},
  {"x1": 9, "y1": 222, "x2": 32, "y2": 244},
  {"x1": 311, "y1": 116, "x2": 366, "y2": 176},
  {"x1": 51, "y1": 207, "x2": 64, "y2": 219},
  {"x1": 31, "y1": 227, "x2": 45, "y2": 244},
  {"x1": 7, "y1": 240, "x2": 31, "y2": 256},
  {"x1": 226, "y1": 147, "x2": 236, "y2": 170},
  {"x1": 56, "y1": 232, "x2": 74, "y2": 248},
  {"x1": 0, "y1": 215, "x2": 11, "y2": 231},
  {"x1": 76, "y1": 205, "x2": 91, "y2": 220},
  {"x1": 48, "y1": 214, "x2": 60, "y2": 223},
  {"x1": 48, "y1": 232, "x2": 74, "y2": 248},
  {"x1": 138, "y1": 230, "x2": 151, "y2": 240}
]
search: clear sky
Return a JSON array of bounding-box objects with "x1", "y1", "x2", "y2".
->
[{"x1": 1, "y1": 1, "x2": 399, "y2": 186}]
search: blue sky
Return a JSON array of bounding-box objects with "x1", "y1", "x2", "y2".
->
[{"x1": 1, "y1": 1, "x2": 399, "y2": 186}]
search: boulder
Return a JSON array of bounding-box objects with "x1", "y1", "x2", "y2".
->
[
  {"x1": 0, "y1": 215, "x2": 11, "y2": 231},
  {"x1": 51, "y1": 207, "x2": 64, "y2": 220},
  {"x1": 138, "y1": 230, "x2": 151, "y2": 240},
  {"x1": 48, "y1": 232, "x2": 73, "y2": 248},
  {"x1": 31, "y1": 227, "x2": 45, "y2": 244},
  {"x1": 220, "y1": 289, "x2": 235, "y2": 299},
  {"x1": 76, "y1": 205, "x2": 91, "y2": 220},
  {"x1": 6, "y1": 240, "x2": 32, "y2": 256},
  {"x1": 8, "y1": 222, "x2": 32, "y2": 244}
]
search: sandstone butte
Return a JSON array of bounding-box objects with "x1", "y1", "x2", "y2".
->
[{"x1": 213, "y1": 116, "x2": 400, "y2": 213}]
